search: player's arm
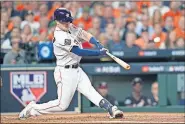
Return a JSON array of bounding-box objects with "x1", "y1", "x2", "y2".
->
[
  {"x1": 79, "y1": 30, "x2": 103, "y2": 49},
  {"x1": 71, "y1": 46, "x2": 107, "y2": 56},
  {"x1": 69, "y1": 24, "x2": 103, "y2": 49}
]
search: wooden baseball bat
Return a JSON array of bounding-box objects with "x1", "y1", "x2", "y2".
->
[{"x1": 106, "y1": 52, "x2": 131, "y2": 70}]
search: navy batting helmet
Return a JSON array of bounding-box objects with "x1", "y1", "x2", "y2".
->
[{"x1": 54, "y1": 8, "x2": 73, "y2": 23}]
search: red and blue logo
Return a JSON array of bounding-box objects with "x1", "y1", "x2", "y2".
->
[{"x1": 10, "y1": 71, "x2": 47, "y2": 106}]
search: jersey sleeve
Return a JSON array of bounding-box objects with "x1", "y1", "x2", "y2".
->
[
  {"x1": 68, "y1": 24, "x2": 85, "y2": 42},
  {"x1": 54, "y1": 31, "x2": 78, "y2": 52}
]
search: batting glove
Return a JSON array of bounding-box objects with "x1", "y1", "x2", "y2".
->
[
  {"x1": 97, "y1": 42, "x2": 104, "y2": 49},
  {"x1": 99, "y1": 48, "x2": 109, "y2": 55}
]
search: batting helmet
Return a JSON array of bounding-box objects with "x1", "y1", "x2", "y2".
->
[{"x1": 54, "y1": 8, "x2": 73, "y2": 23}]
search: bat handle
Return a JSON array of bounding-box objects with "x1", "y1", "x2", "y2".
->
[{"x1": 106, "y1": 52, "x2": 114, "y2": 58}]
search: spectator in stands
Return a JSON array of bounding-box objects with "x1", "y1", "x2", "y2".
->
[
  {"x1": 151, "y1": 9, "x2": 162, "y2": 26},
  {"x1": 174, "y1": 38, "x2": 185, "y2": 49},
  {"x1": 150, "y1": 82, "x2": 159, "y2": 106},
  {"x1": 169, "y1": 16, "x2": 185, "y2": 48},
  {"x1": 21, "y1": 10, "x2": 40, "y2": 34},
  {"x1": 124, "y1": 77, "x2": 151, "y2": 107},
  {"x1": 39, "y1": 30, "x2": 49, "y2": 41},
  {"x1": 163, "y1": 1, "x2": 181, "y2": 23},
  {"x1": 148, "y1": 1, "x2": 169, "y2": 17},
  {"x1": 126, "y1": 2, "x2": 139, "y2": 17},
  {"x1": 122, "y1": 20, "x2": 137, "y2": 41},
  {"x1": 2, "y1": 1, "x2": 19, "y2": 17},
  {"x1": 1, "y1": 21, "x2": 9, "y2": 48},
  {"x1": 108, "y1": 30, "x2": 124, "y2": 52},
  {"x1": 88, "y1": 16, "x2": 101, "y2": 38},
  {"x1": 105, "y1": 23, "x2": 115, "y2": 41},
  {"x1": 11, "y1": 16, "x2": 22, "y2": 29},
  {"x1": 152, "y1": 23, "x2": 167, "y2": 49},
  {"x1": 2, "y1": 27, "x2": 21, "y2": 50},
  {"x1": 123, "y1": 31, "x2": 140, "y2": 51},
  {"x1": 3, "y1": 37, "x2": 27, "y2": 64},
  {"x1": 21, "y1": 24, "x2": 34, "y2": 43},
  {"x1": 39, "y1": 4, "x2": 48, "y2": 17},
  {"x1": 100, "y1": 5, "x2": 114, "y2": 30},
  {"x1": 135, "y1": 14, "x2": 154, "y2": 39},
  {"x1": 97, "y1": 82, "x2": 119, "y2": 106},
  {"x1": 93, "y1": 2, "x2": 104, "y2": 17},
  {"x1": 33, "y1": 3, "x2": 49, "y2": 22},
  {"x1": 163, "y1": 16, "x2": 174, "y2": 33},
  {"x1": 140, "y1": 3, "x2": 149, "y2": 16},
  {"x1": 1, "y1": 10, "x2": 10, "y2": 29},
  {"x1": 11, "y1": 28, "x2": 21, "y2": 38},
  {"x1": 39, "y1": 16, "x2": 49, "y2": 33},
  {"x1": 30, "y1": 1, "x2": 40, "y2": 14},
  {"x1": 5, "y1": 15, "x2": 22, "y2": 33},
  {"x1": 82, "y1": 16, "x2": 101, "y2": 48},
  {"x1": 114, "y1": 17, "x2": 126, "y2": 37},
  {"x1": 135, "y1": 29, "x2": 150, "y2": 50},
  {"x1": 174, "y1": 3, "x2": 185, "y2": 29},
  {"x1": 73, "y1": 7, "x2": 92, "y2": 30},
  {"x1": 47, "y1": 1, "x2": 62, "y2": 21}
]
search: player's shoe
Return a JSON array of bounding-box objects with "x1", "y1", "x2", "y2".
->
[
  {"x1": 19, "y1": 101, "x2": 35, "y2": 120},
  {"x1": 109, "y1": 106, "x2": 124, "y2": 119}
]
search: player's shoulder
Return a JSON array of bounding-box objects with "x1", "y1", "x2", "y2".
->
[{"x1": 54, "y1": 30, "x2": 68, "y2": 41}]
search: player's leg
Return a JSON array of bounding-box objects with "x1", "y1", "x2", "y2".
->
[
  {"x1": 32, "y1": 68, "x2": 78, "y2": 114},
  {"x1": 19, "y1": 67, "x2": 78, "y2": 118},
  {"x1": 77, "y1": 68, "x2": 123, "y2": 118}
]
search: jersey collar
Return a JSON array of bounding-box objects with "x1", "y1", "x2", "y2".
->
[{"x1": 55, "y1": 26, "x2": 70, "y2": 33}]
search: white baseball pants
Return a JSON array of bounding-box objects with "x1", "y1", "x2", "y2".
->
[{"x1": 31, "y1": 66, "x2": 103, "y2": 115}]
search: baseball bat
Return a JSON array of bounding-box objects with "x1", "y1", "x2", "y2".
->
[{"x1": 106, "y1": 52, "x2": 131, "y2": 70}]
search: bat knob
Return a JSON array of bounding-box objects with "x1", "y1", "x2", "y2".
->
[{"x1": 126, "y1": 65, "x2": 131, "y2": 70}]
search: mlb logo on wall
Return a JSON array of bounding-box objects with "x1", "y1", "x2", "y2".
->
[{"x1": 10, "y1": 71, "x2": 47, "y2": 106}]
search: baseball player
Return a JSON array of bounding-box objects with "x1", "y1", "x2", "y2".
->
[{"x1": 19, "y1": 8, "x2": 123, "y2": 119}]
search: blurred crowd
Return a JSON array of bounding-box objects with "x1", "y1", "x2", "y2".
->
[{"x1": 1, "y1": 1, "x2": 185, "y2": 64}]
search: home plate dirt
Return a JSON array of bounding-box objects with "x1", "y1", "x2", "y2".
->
[{"x1": 1, "y1": 112, "x2": 185, "y2": 123}]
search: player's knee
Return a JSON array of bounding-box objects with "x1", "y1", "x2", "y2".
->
[
  {"x1": 57, "y1": 99, "x2": 70, "y2": 111},
  {"x1": 58, "y1": 104, "x2": 69, "y2": 111}
]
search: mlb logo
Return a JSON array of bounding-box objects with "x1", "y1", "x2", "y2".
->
[{"x1": 10, "y1": 71, "x2": 47, "y2": 106}]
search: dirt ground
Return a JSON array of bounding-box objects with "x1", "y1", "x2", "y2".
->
[{"x1": 1, "y1": 112, "x2": 185, "y2": 123}]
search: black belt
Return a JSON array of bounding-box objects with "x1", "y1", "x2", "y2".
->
[{"x1": 64, "y1": 64, "x2": 79, "y2": 69}]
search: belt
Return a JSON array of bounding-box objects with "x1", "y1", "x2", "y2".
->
[{"x1": 64, "y1": 64, "x2": 79, "y2": 69}]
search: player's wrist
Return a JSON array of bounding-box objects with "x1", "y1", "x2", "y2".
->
[
  {"x1": 90, "y1": 37, "x2": 103, "y2": 49},
  {"x1": 89, "y1": 37, "x2": 98, "y2": 44}
]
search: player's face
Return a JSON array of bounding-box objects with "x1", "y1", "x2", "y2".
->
[
  {"x1": 58, "y1": 22, "x2": 71, "y2": 30},
  {"x1": 151, "y1": 83, "x2": 158, "y2": 96},
  {"x1": 11, "y1": 38, "x2": 21, "y2": 51},
  {"x1": 133, "y1": 83, "x2": 142, "y2": 93}
]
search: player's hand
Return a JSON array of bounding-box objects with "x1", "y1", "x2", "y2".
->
[
  {"x1": 97, "y1": 42, "x2": 104, "y2": 49},
  {"x1": 99, "y1": 48, "x2": 109, "y2": 55}
]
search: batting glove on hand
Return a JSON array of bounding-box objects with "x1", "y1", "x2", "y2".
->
[
  {"x1": 99, "y1": 48, "x2": 109, "y2": 55},
  {"x1": 97, "y1": 42, "x2": 104, "y2": 49}
]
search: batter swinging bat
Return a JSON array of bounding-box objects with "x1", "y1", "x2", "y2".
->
[{"x1": 106, "y1": 52, "x2": 131, "y2": 70}]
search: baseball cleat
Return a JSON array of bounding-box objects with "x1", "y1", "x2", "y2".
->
[
  {"x1": 19, "y1": 101, "x2": 35, "y2": 119},
  {"x1": 109, "y1": 106, "x2": 124, "y2": 119}
]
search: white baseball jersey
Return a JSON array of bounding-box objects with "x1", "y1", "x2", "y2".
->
[{"x1": 53, "y1": 24, "x2": 83, "y2": 66}]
